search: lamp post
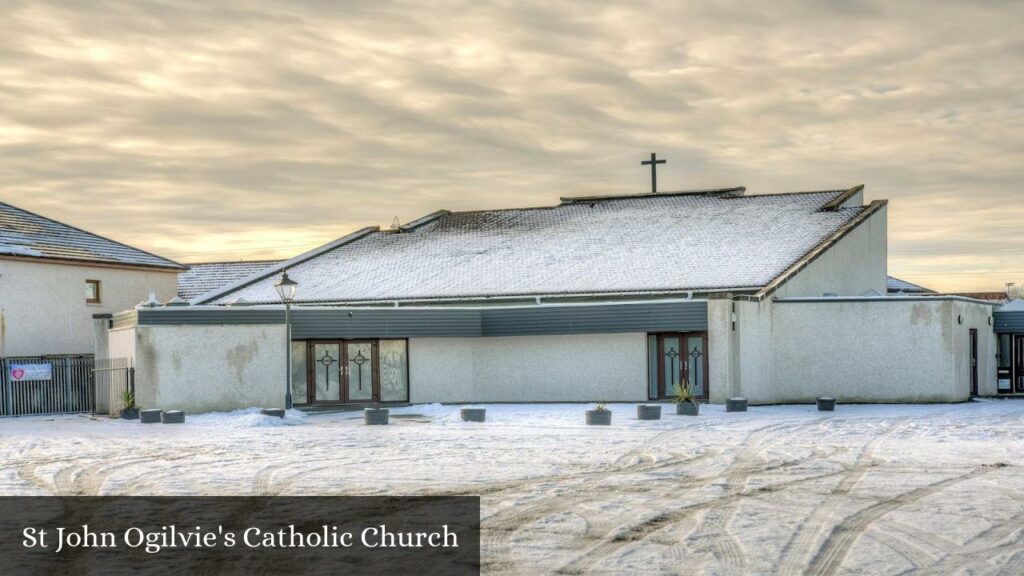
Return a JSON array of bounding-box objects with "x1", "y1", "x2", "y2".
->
[{"x1": 274, "y1": 271, "x2": 298, "y2": 409}]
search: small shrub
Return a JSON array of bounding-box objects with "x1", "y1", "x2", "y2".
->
[
  {"x1": 671, "y1": 380, "x2": 696, "y2": 405},
  {"x1": 593, "y1": 402, "x2": 609, "y2": 412},
  {"x1": 120, "y1": 389, "x2": 135, "y2": 410}
]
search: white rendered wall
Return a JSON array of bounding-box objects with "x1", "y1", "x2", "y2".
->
[
  {"x1": 953, "y1": 300, "x2": 998, "y2": 397},
  {"x1": 765, "y1": 299, "x2": 994, "y2": 403},
  {"x1": 773, "y1": 206, "x2": 888, "y2": 299},
  {"x1": 130, "y1": 324, "x2": 287, "y2": 413},
  {"x1": 409, "y1": 333, "x2": 648, "y2": 403},
  {"x1": 0, "y1": 259, "x2": 178, "y2": 356}
]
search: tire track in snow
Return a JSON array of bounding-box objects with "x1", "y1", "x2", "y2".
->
[
  {"x1": 775, "y1": 421, "x2": 900, "y2": 574},
  {"x1": 553, "y1": 420, "x2": 821, "y2": 574},
  {"x1": 481, "y1": 450, "x2": 716, "y2": 574},
  {"x1": 866, "y1": 524, "x2": 942, "y2": 571},
  {"x1": 672, "y1": 419, "x2": 826, "y2": 572},
  {"x1": 806, "y1": 464, "x2": 1004, "y2": 576},
  {"x1": 899, "y1": 505, "x2": 1024, "y2": 576}
]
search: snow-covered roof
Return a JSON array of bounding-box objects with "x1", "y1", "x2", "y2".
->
[
  {"x1": 177, "y1": 260, "x2": 282, "y2": 300},
  {"x1": 199, "y1": 187, "x2": 881, "y2": 305},
  {"x1": 1000, "y1": 299, "x2": 1024, "y2": 312},
  {"x1": 886, "y1": 276, "x2": 934, "y2": 294},
  {"x1": 0, "y1": 201, "x2": 184, "y2": 270}
]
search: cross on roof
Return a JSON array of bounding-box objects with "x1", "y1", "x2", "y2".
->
[{"x1": 641, "y1": 153, "x2": 666, "y2": 193}]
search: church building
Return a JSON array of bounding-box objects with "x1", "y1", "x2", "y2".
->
[{"x1": 100, "y1": 185, "x2": 1004, "y2": 414}]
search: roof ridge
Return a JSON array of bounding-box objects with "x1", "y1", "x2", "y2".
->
[
  {"x1": 0, "y1": 200, "x2": 186, "y2": 270},
  {"x1": 183, "y1": 259, "x2": 284, "y2": 266},
  {"x1": 560, "y1": 187, "x2": 746, "y2": 204},
  {"x1": 399, "y1": 186, "x2": 857, "y2": 220},
  {"x1": 726, "y1": 189, "x2": 847, "y2": 199}
]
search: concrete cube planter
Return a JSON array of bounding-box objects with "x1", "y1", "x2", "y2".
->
[
  {"x1": 816, "y1": 397, "x2": 836, "y2": 412},
  {"x1": 139, "y1": 409, "x2": 162, "y2": 424},
  {"x1": 364, "y1": 408, "x2": 389, "y2": 425},
  {"x1": 586, "y1": 410, "x2": 612, "y2": 426},
  {"x1": 261, "y1": 408, "x2": 286, "y2": 418},
  {"x1": 460, "y1": 408, "x2": 486, "y2": 422},
  {"x1": 161, "y1": 410, "x2": 185, "y2": 424},
  {"x1": 726, "y1": 398, "x2": 748, "y2": 412},
  {"x1": 676, "y1": 402, "x2": 700, "y2": 416},
  {"x1": 120, "y1": 408, "x2": 139, "y2": 420},
  {"x1": 637, "y1": 405, "x2": 661, "y2": 420}
]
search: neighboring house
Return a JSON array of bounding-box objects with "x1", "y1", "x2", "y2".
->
[
  {"x1": 0, "y1": 201, "x2": 184, "y2": 357},
  {"x1": 177, "y1": 260, "x2": 281, "y2": 301},
  {"x1": 102, "y1": 184, "x2": 1001, "y2": 413},
  {"x1": 886, "y1": 276, "x2": 934, "y2": 294},
  {"x1": 947, "y1": 291, "x2": 1009, "y2": 304},
  {"x1": 888, "y1": 276, "x2": 1010, "y2": 303}
]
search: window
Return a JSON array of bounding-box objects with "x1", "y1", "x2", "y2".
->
[{"x1": 85, "y1": 279, "x2": 101, "y2": 304}]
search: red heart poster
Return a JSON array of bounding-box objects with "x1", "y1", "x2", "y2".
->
[{"x1": 11, "y1": 369, "x2": 25, "y2": 380}]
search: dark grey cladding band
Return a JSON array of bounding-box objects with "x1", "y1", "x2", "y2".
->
[{"x1": 124, "y1": 300, "x2": 709, "y2": 338}]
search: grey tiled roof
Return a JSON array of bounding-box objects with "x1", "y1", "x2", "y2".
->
[
  {"x1": 177, "y1": 260, "x2": 282, "y2": 300},
  {"x1": 0, "y1": 201, "x2": 184, "y2": 270},
  {"x1": 200, "y1": 188, "x2": 876, "y2": 305},
  {"x1": 886, "y1": 276, "x2": 934, "y2": 293}
]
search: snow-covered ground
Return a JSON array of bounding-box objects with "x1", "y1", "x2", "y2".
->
[{"x1": 1, "y1": 400, "x2": 1023, "y2": 575}]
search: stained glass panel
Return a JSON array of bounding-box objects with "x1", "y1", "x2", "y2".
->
[
  {"x1": 379, "y1": 340, "x2": 409, "y2": 402},
  {"x1": 290, "y1": 341, "x2": 307, "y2": 404},
  {"x1": 347, "y1": 342, "x2": 373, "y2": 402},
  {"x1": 313, "y1": 343, "x2": 341, "y2": 402}
]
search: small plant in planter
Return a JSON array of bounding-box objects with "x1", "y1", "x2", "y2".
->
[
  {"x1": 672, "y1": 381, "x2": 700, "y2": 416},
  {"x1": 120, "y1": 389, "x2": 139, "y2": 420},
  {"x1": 586, "y1": 402, "x2": 612, "y2": 425}
]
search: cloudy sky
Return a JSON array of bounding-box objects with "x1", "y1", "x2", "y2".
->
[{"x1": 1, "y1": 1, "x2": 1020, "y2": 291}]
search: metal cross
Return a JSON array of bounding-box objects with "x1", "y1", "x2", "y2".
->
[
  {"x1": 665, "y1": 346, "x2": 680, "y2": 388},
  {"x1": 351, "y1": 350, "x2": 368, "y2": 390},
  {"x1": 641, "y1": 152, "x2": 666, "y2": 193}
]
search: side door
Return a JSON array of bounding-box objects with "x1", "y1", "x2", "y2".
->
[
  {"x1": 1016, "y1": 335, "x2": 1024, "y2": 393},
  {"x1": 969, "y1": 329, "x2": 978, "y2": 396}
]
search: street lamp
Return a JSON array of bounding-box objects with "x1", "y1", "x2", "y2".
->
[{"x1": 274, "y1": 271, "x2": 298, "y2": 409}]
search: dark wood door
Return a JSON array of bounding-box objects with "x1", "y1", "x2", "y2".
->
[
  {"x1": 305, "y1": 340, "x2": 382, "y2": 404},
  {"x1": 651, "y1": 333, "x2": 708, "y2": 400},
  {"x1": 969, "y1": 329, "x2": 978, "y2": 396}
]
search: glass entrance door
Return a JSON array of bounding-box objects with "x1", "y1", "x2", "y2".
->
[
  {"x1": 346, "y1": 341, "x2": 375, "y2": 403},
  {"x1": 684, "y1": 334, "x2": 708, "y2": 399},
  {"x1": 313, "y1": 343, "x2": 342, "y2": 403},
  {"x1": 299, "y1": 339, "x2": 408, "y2": 404},
  {"x1": 649, "y1": 333, "x2": 708, "y2": 400}
]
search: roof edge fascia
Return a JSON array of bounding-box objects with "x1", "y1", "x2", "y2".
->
[
  {"x1": 753, "y1": 199, "x2": 888, "y2": 301},
  {"x1": 191, "y1": 226, "x2": 381, "y2": 304},
  {"x1": 398, "y1": 209, "x2": 450, "y2": 232},
  {"x1": 820, "y1": 184, "x2": 865, "y2": 212},
  {"x1": 0, "y1": 253, "x2": 185, "y2": 272}
]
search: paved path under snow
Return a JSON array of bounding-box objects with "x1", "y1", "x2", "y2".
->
[{"x1": 1, "y1": 401, "x2": 1023, "y2": 575}]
